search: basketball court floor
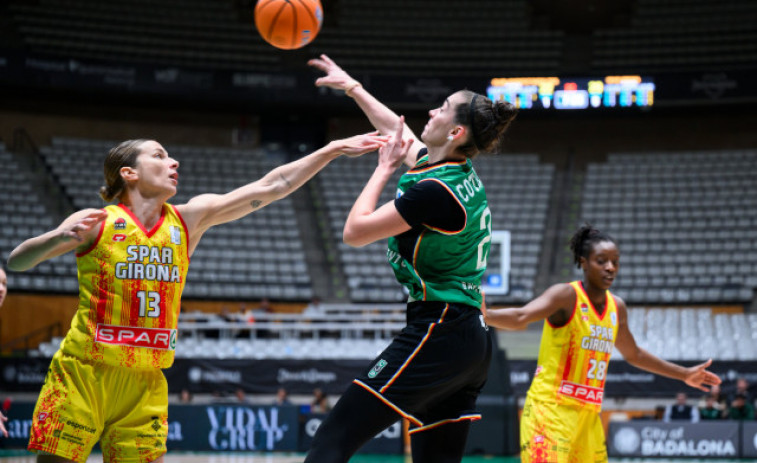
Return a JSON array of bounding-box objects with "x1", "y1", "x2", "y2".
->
[{"x1": 0, "y1": 452, "x2": 751, "y2": 462}]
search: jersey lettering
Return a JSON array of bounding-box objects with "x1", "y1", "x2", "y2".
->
[{"x1": 95, "y1": 324, "x2": 176, "y2": 351}]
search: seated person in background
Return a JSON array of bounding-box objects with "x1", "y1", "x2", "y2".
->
[
  {"x1": 727, "y1": 393, "x2": 755, "y2": 420},
  {"x1": 273, "y1": 387, "x2": 292, "y2": 406},
  {"x1": 698, "y1": 383, "x2": 727, "y2": 412},
  {"x1": 727, "y1": 377, "x2": 753, "y2": 407},
  {"x1": 179, "y1": 388, "x2": 193, "y2": 404},
  {"x1": 699, "y1": 395, "x2": 725, "y2": 420},
  {"x1": 235, "y1": 388, "x2": 250, "y2": 404},
  {"x1": 310, "y1": 388, "x2": 331, "y2": 413},
  {"x1": 663, "y1": 392, "x2": 699, "y2": 422},
  {"x1": 302, "y1": 297, "x2": 323, "y2": 317}
]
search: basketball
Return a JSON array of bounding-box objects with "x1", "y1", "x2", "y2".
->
[{"x1": 255, "y1": 0, "x2": 323, "y2": 50}]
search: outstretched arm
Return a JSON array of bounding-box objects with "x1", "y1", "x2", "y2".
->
[
  {"x1": 308, "y1": 54, "x2": 425, "y2": 167},
  {"x1": 343, "y1": 117, "x2": 415, "y2": 247},
  {"x1": 614, "y1": 297, "x2": 722, "y2": 392},
  {"x1": 482, "y1": 283, "x2": 575, "y2": 330},
  {"x1": 8, "y1": 209, "x2": 108, "y2": 271},
  {"x1": 177, "y1": 133, "x2": 387, "y2": 252}
]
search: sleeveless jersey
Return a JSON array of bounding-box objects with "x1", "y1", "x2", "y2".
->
[
  {"x1": 388, "y1": 154, "x2": 490, "y2": 307},
  {"x1": 527, "y1": 281, "x2": 618, "y2": 412},
  {"x1": 60, "y1": 203, "x2": 190, "y2": 369}
]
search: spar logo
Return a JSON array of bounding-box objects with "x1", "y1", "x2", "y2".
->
[
  {"x1": 558, "y1": 380, "x2": 604, "y2": 405},
  {"x1": 95, "y1": 324, "x2": 177, "y2": 350}
]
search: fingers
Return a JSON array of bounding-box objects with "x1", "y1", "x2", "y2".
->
[
  {"x1": 395, "y1": 115, "x2": 405, "y2": 140},
  {"x1": 308, "y1": 57, "x2": 326, "y2": 69},
  {"x1": 321, "y1": 54, "x2": 335, "y2": 66},
  {"x1": 401, "y1": 139, "x2": 415, "y2": 157}
]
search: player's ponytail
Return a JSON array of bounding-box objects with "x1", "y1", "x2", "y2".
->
[
  {"x1": 100, "y1": 139, "x2": 149, "y2": 202},
  {"x1": 454, "y1": 90, "x2": 518, "y2": 157},
  {"x1": 569, "y1": 224, "x2": 616, "y2": 268}
]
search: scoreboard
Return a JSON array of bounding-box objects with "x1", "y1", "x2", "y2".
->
[{"x1": 487, "y1": 75, "x2": 655, "y2": 110}]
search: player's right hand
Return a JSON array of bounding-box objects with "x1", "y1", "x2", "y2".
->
[
  {"x1": 308, "y1": 54, "x2": 357, "y2": 91},
  {"x1": 60, "y1": 209, "x2": 108, "y2": 242},
  {"x1": 378, "y1": 116, "x2": 413, "y2": 170},
  {"x1": 335, "y1": 132, "x2": 388, "y2": 158}
]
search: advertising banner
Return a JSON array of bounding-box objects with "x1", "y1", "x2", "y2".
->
[
  {"x1": 298, "y1": 412, "x2": 403, "y2": 454},
  {"x1": 0, "y1": 402, "x2": 300, "y2": 452},
  {"x1": 608, "y1": 421, "x2": 740, "y2": 459},
  {"x1": 741, "y1": 421, "x2": 757, "y2": 458},
  {"x1": 2, "y1": 50, "x2": 756, "y2": 110},
  {"x1": 167, "y1": 404, "x2": 299, "y2": 452}
]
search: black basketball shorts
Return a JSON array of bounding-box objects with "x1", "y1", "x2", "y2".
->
[{"x1": 354, "y1": 301, "x2": 492, "y2": 433}]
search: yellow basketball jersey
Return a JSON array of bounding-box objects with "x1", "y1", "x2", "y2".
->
[
  {"x1": 60, "y1": 204, "x2": 189, "y2": 369},
  {"x1": 527, "y1": 281, "x2": 618, "y2": 412}
]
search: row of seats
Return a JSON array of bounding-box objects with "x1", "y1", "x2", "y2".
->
[
  {"x1": 623, "y1": 308, "x2": 757, "y2": 361},
  {"x1": 580, "y1": 149, "x2": 757, "y2": 304},
  {"x1": 592, "y1": 0, "x2": 756, "y2": 71}
]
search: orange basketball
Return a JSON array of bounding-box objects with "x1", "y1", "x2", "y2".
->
[{"x1": 255, "y1": 0, "x2": 323, "y2": 50}]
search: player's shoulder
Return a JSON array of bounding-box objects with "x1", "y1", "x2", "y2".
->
[
  {"x1": 610, "y1": 291, "x2": 627, "y2": 311},
  {"x1": 544, "y1": 282, "x2": 578, "y2": 302}
]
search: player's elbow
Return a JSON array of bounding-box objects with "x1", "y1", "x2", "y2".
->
[{"x1": 342, "y1": 227, "x2": 369, "y2": 247}]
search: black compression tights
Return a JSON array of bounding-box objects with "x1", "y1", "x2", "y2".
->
[
  {"x1": 304, "y1": 384, "x2": 398, "y2": 463},
  {"x1": 410, "y1": 420, "x2": 471, "y2": 463},
  {"x1": 303, "y1": 383, "x2": 471, "y2": 463}
]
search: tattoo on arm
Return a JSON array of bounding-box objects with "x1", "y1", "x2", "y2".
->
[
  {"x1": 279, "y1": 173, "x2": 292, "y2": 188},
  {"x1": 250, "y1": 200, "x2": 262, "y2": 209}
]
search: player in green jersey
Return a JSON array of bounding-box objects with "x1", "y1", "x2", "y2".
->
[{"x1": 306, "y1": 55, "x2": 518, "y2": 463}]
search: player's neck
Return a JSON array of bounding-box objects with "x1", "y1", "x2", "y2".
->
[
  {"x1": 120, "y1": 195, "x2": 165, "y2": 230},
  {"x1": 581, "y1": 280, "x2": 607, "y2": 311},
  {"x1": 426, "y1": 147, "x2": 466, "y2": 164}
]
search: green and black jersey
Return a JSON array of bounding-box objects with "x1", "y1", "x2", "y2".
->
[{"x1": 389, "y1": 151, "x2": 491, "y2": 308}]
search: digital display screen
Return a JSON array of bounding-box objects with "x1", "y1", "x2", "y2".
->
[{"x1": 487, "y1": 75, "x2": 655, "y2": 110}]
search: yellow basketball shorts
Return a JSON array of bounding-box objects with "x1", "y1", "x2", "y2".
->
[
  {"x1": 28, "y1": 350, "x2": 168, "y2": 463},
  {"x1": 520, "y1": 396, "x2": 607, "y2": 463}
]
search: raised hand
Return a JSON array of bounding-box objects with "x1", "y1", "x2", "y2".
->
[
  {"x1": 683, "y1": 359, "x2": 722, "y2": 392},
  {"x1": 307, "y1": 54, "x2": 358, "y2": 91},
  {"x1": 336, "y1": 132, "x2": 389, "y2": 158},
  {"x1": 378, "y1": 116, "x2": 414, "y2": 170},
  {"x1": 61, "y1": 210, "x2": 108, "y2": 242}
]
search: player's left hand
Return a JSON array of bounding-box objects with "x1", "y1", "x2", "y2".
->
[
  {"x1": 480, "y1": 292, "x2": 490, "y2": 321},
  {"x1": 335, "y1": 132, "x2": 388, "y2": 157},
  {"x1": 683, "y1": 359, "x2": 722, "y2": 392}
]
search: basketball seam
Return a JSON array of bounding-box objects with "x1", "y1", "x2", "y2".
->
[
  {"x1": 255, "y1": 0, "x2": 280, "y2": 40},
  {"x1": 294, "y1": 0, "x2": 318, "y2": 27},
  {"x1": 289, "y1": 1, "x2": 298, "y2": 48},
  {"x1": 267, "y1": 2, "x2": 290, "y2": 43}
]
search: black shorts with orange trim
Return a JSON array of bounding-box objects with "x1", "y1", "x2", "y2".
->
[{"x1": 354, "y1": 301, "x2": 492, "y2": 432}]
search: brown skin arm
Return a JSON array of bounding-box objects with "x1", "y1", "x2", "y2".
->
[
  {"x1": 482, "y1": 283, "x2": 575, "y2": 330},
  {"x1": 613, "y1": 295, "x2": 722, "y2": 392}
]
